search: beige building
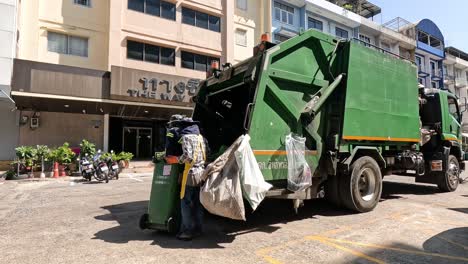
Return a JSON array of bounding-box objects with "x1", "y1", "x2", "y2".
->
[{"x1": 12, "y1": 0, "x2": 246, "y2": 159}]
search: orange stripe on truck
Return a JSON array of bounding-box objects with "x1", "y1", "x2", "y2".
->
[
  {"x1": 253, "y1": 150, "x2": 318, "y2": 156},
  {"x1": 342, "y1": 135, "x2": 420, "y2": 143}
]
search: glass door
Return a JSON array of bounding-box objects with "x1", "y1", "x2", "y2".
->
[
  {"x1": 123, "y1": 127, "x2": 138, "y2": 156},
  {"x1": 122, "y1": 127, "x2": 153, "y2": 159},
  {"x1": 137, "y1": 128, "x2": 152, "y2": 158}
]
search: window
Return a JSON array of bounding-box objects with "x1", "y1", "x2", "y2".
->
[
  {"x1": 127, "y1": 40, "x2": 175, "y2": 66},
  {"x1": 417, "y1": 31, "x2": 429, "y2": 44},
  {"x1": 236, "y1": 0, "x2": 247, "y2": 10},
  {"x1": 430, "y1": 60, "x2": 439, "y2": 77},
  {"x1": 416, "y1": 55, "x2": 424, "y2": 72},
  {"x1": 448, "y1": 97, "x2": 460, "y2": 121},
  {"x1": 181, "y1": 51, "x2": 220, "y2": 72},
  {"x1": 335, "y1": 27, "x2": 348, "y2": 39},
  {"x1": 381, "y1": 42, "x2": 391, "y2": 53},
  {"x1": 274, "y1": 2, "x2": 294, "y2": 25},
  {"x1": 359, "y1": 34, "x2": 371, "y2": 47},
  {"x1": 128, "y1": 0, "x2": 176, "y2": 21},
  {"x1": 431, "y1": 81, "x2": 438, "y2": 89},
  {"x1": 235, "y1": 29, "x2": 247, "y2": 46},
  {"x1": 74, "y1": 0, "x2": 90, "y2": 7},
  {"x1": 418, "y1": 78, "x2": 424, "y2": 85},
  {"x1": 47, "y1": 32, "x2": 88, "y2": 57},
  {"x1": 274, "y1": 34, "x2": 290, "y2": 43},
  {"x1": 308, "y1": 17, "x2": 323, "y2": 31},
  {"x1": 182, "y1": 7, "x2": 221, "y2": 32}
]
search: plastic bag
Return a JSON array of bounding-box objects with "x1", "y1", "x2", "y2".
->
[
  {"x1": 235, "y1": 135, "x2": 272, "y2": 211},
  {"x1": 285, "y1": 133, "x2": 312, "y2": 192},
  {"x1": 200, "y1": 136, "x2": 246, "y2": 220}
]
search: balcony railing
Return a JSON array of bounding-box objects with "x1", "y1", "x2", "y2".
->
[
  {"x1": 444, "y1": 75, "x2": 455, "y2": 85},
  {"x1": 431, "y1": 69, "x2": 443, "y2": 80},
  {"x1": 455, "y1": 77, "x2": 468, "y2": 88}
]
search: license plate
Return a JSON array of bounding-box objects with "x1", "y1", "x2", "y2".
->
[
  {"x1": 101, "y1": 166, "x2": 108, "y2": 172},
  {"x1": 112, "y1": 165, "x2": 119, "y2": 170},
  {"x1": 85, "y1": 169, "x2": 92, "y2": 173}
]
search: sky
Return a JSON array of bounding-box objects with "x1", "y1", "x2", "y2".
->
[{"x1": 369, "y1": 0, "x2": 468, "y2": 51}]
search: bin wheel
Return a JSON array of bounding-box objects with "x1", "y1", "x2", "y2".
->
[
  {"x1": 139, "y1": 213, "x2": 149, "y2": 230},
  {"x1": 340, "y1": 156, "x2": 382, "y2": 213},
  {"x1": 438, "y1": 155, "x2": 459, "y2": 192}
]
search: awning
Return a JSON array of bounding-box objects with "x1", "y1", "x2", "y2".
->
[
  {"x1": 0, "y1": 87, "x2": 15, "y2": 104},
  {"x1": 11, "y1": 91, "x2": 193, "y2": 119},
  {"x1": 275, "y1": 27, "x2": 299, "y2": 38},
  {"x1": 462, "y1": 133, "x2": 468, "y2": 138}
]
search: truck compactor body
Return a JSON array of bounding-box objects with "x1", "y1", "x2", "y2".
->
[{"x1": 192, "y1": 29, "x2": 464, "y2": 213}]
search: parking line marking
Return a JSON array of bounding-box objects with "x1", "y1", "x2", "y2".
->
[
  {"x1": 312, "y1": 237, "x2": 468, "y2": 262},
  {"x1": 308, "y1": 236, "x2": 385, "y2": 264}
]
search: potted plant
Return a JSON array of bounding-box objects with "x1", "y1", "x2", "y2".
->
[
  {"x1": 15, "y1": 146, "x2": 37, "y2": 178},
  {"x1": 4, "y1": 170, "x2": 16, "y2": 180},
  {"x1": 79, "y1": 139, "x2": 96, "y2": 157},
  {"x1": 35, "y1": 145, "x2": 50, "y2": 178},
  {"x1": 117, "y1": 152, "x2": 134, "y2": 169},
  {"x1": 51, "y1": 143, "x2": 75, "y2": 177}
]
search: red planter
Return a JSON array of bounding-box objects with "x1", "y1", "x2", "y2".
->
[{"x1": 59, "y1": 165, "x2": 67, "y2": 177}]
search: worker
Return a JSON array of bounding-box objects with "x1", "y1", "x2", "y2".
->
[{"x1": 177, "y1": 128, "x2": 208, "y2": 241}]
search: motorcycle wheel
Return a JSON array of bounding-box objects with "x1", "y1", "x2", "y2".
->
[
  {"x1": 94, "y1": 172, "x2": 104, "y2": 182},
  {"x1": 104, "y1": 172, "x2": 109, "y2": 183}
]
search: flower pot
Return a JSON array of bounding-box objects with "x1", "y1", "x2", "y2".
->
[{"x1": 59, "y1": 165, "x2": 67, "y2": 177}]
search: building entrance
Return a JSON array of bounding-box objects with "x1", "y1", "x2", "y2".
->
[{"x1": 123, "y1": 127, "x2": 153, "y2": 159}]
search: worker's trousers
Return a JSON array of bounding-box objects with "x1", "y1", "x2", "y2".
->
[{"x1": 180, "y1": 185, "x2": 203, "y2": 234}]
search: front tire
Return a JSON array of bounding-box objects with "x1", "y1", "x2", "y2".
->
[
  {"x1": 340, "y1": 156, "x2": 383, "y2": 213},
  {"x1": 438, "y1": 155, "x2": 459, "y2": 192}
]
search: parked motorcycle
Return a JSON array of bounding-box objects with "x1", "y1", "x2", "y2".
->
[
  {"x1": 79, "y1": 151, "x2": 109, "y2": 183},
  {"x1": 93, "y1": 150, "x2": 109, "y2": 183},
  {"x1": 105, "y1": 150, "x2": 120, "y2": 180},
  {"x1": 79, "y1": 154, "x2": 94, "y2": 182}
]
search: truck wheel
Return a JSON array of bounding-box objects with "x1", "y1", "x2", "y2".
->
[
  {"x1": 325, "y1": 175, "x2": 342, "y2": 208},
  {"x1": 341, "y1": 156, "x2": 382, "y2": 213},
  {"x1": 437, "y1": 155, "x2": 459, "y2": 192}
]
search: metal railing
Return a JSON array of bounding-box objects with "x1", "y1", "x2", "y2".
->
[{"x1": 352, "y1": 38, "x2": 415, "y2": 64}]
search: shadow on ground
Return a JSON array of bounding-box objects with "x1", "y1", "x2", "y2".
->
[
  {"x1": 345, "y1": 228, "x2": 468, "y2": 263},
  {"x1": 92, "y1": 180, "x2": 453, "y2": 248},
  {"x1": 92, "y1": 198, "x2": 353, "y2": 248},
  {"x1": 380, "y1": 180, "x2": 440, "y2": 202}
]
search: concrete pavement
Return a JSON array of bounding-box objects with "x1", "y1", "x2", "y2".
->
[{"x1": 0, "y1": 173, "x2": 466, "y2": 264}]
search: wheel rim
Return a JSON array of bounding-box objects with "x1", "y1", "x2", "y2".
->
[
  {"x1": 357, "y1": 168, "x2": 376, "y2": 202},
  {"x1": 447, "y1": 160, "x2": 459, "y2": 188}
]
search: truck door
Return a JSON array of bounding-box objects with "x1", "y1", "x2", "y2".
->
[{"x1": 446, "y1": 96, "x2": 461, "y2": 140}]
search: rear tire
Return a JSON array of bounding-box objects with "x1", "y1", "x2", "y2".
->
[
  {"x1": 437, "y1": 155, "x2": 459, "y2": 192},
  {"x1": 340, "y1": 156, "x2": 382, "y2": 213}
]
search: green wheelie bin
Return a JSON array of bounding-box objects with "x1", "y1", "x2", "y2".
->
[{"x1": 139, "y1": 160, "x2": 182, "y2": 233}]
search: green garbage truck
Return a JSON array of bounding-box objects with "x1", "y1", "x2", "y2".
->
[
  {"x1": 192, "y1": 29, "x2": 463, "y2": 213},
  {"x1": 140, "y1": 29, "x2": 464, "y2": 232}
]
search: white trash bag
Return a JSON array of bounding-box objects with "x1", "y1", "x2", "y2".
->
[
  {"x1": 285, "y1": 133, "x2": 312, "y2": 192},
  {"x1": 235, "y1": 135, "x2": 272, "y2": 211}
]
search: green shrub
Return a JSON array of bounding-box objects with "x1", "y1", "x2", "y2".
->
[
  {"x1": 50, "y1": 142, "x2": 75, "y2": 165},
  {"x1": 15, "y1": 146, "x2": 37, "y2": 167},
  {"x1": 117, "y1": 152, "x2": 134, "y2": 161},
  {"x1": 5, "y1": 170, "x2": 15, "y2": 180},
  {"x1": 79, "y1": 139, "x2": 96, "y2": 157}
]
